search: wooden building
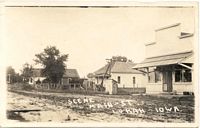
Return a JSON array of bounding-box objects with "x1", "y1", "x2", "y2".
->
[
  {"x1": 94, "y1": 58, "x2": 147, "y2": 94},
  {"x1": 133, "y1": 23, "x2": 194, "y2": 94}
]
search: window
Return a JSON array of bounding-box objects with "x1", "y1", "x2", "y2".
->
[
  {"x1": 117, "y1": 76, "x2": 121, "y2": 84},
  {"x1": 175, "y1": 69, "x2": 192, "y2": 82},
  {"x1": 184, "y1": 70, "x2": 192, "y2": 82},
  {"x1": 175, "y1": 70, "x2": 181, "y2": 82},
  {"x1": 174, "y1": 64, "x2": 192, "y2": 82},
  {"x1": 148, "y1": 67, "x2": 161, "y2": 83},
  {"x1": 69, "y1": 78, "x2": 72, "y2": 83},
  {"x1": 155, "y1": 71, "x2": 161, "y2": 82},
  {"x1": 133, "y1": 77, "x2": 135, "y2": 85},
  {"x1": 149, "y1": 72, "x2": 155, "y2": 83},
  {"x1": 133, "y1": 77, "x2": 136, "y2": 87}
]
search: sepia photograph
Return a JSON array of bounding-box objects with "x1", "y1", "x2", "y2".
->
[{"x1": 0, "y1": 1, "x2": 199, "y2": 127}]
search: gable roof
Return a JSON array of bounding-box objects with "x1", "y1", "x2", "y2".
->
[
  {"x1": 94, "y1": 61, "x2": 142, "y2": 76},
  {"x1": 32, "y1": 68, "x2": 79, "y2": 78},
  {"x1": 32, "y1": 68, "x2": 43, "y2": 77},
  {"x1": 63, "y1": 69, "x2": 80, "y2": 78}
]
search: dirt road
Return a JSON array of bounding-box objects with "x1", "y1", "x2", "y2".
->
[{"x1": 7, "y1": 90, "x2": 194, "y2": 123}]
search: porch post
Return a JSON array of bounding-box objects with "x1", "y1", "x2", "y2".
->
[
  {"x1": 171, "y1": 65, "x2": 175, "y2": 83},
  {"x1": 146, "y1": 67, "x2": 149, "y2": 82},
  {"x1": 192, "y1": 64, "x2": 194, "y2": 93}
]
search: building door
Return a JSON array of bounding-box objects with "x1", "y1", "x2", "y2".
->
[{"x1": 163, "y1": 71, "x2": 172, "y2": 92}]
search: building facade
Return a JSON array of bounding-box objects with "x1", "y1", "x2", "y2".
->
[
  {"x1": 133, "y1": 23, "x2": 194, "y2": 94},
  {"x1": 29, "y1": 68, "x2": 80, "y2": 88},
  {"x1": 61, "y1": 69, "x2": 80, "y2": 89},
  {"x1": 94, "y1": 60, "x2": 147, "y2": 94},
  {"x1": 28, "y1": 68, "x2": 46, "y2": 85}
]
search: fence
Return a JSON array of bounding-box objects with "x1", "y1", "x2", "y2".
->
[{"x1": 117, "y1": 87, "x2": 146, "y2": 95}]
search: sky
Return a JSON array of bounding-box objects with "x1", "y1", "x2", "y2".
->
[{"x1": 2, "y1": 6, "x2": 195, "y2": 77}]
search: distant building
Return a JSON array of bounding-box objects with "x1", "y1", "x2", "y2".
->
[
  {"x1": 93, "y1": 59, "x2": 146, "y2": 94},
  {"x1": 28, "y1": 68, "x2": 45, "y2": 85},
  {"x1": 133, "y1": 23, "x2": 194, "y2": 94},
  {"x1": 61, "y1": 69, "x2": 80, "y2": 89},
  {"x1": 29, "y1": 68, "x2": 80, "y2": 88},
  {"x1": 87, "y1": 73, "x2": 96, "y2": 82}
]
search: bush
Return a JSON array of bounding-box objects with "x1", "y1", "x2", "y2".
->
[
  {"x1": 21, "y1": 84, "x2": 35, "y2": 91},
  {"x1": 8, "y1": 83, "x2": 35, "y2": 91}
]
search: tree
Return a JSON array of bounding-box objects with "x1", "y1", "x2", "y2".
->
[
  {"x1": 34, "y1": 46, "x2": 68, "y2": 88},
  {"x1": 15, "y1": 73, "x2": 23, "y2": 83},
  {"x1": 6, "y1": 66, "x2": 16, "y2": 83},
  {"x1": 87, "y1": 73, "x2": 95, "y2": 78},
  {"x1": 6, "y1": 66, "x2": 23, "y2": 83},
  {"x1": 21, "y1": 63, "x2": 33, "y2": 83},
  {"x1": 112, "y1": 56, "x2": 127, "y2": 62}
]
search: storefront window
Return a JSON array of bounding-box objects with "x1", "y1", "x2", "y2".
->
[
  {"x1": 155, "y1": 71, "x2": 161, "y2": 82},
  {"x1": 175, "y1": 70, "x2": 181, "y2": 82},
  {"x1": 148, "y1": 72, "x2": 155, "y2": 83},
  {"x1": 184, "y1": 70, "x2": 192, "y2": 82},
  {"x1": 175, "y1": 69, "x2": 192, "y2": 82},
  {"x1": 148, "y1": 67, "x2": 161, "y2": 83}
]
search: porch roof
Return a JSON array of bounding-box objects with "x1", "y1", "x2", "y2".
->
[{"x1": 133, "y1": 51, "x2": 193, "y2": 69}]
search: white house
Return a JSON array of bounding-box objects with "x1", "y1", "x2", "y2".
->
[
  {"x1": 94, "y1": 58, "x2": 147, "y2": 94},
  {"x1": 133, "y1": 23, "x2": 194, "y2": 94},
  {"x1": 28, "y1": 68, "x2": 46, "y2": 85}
]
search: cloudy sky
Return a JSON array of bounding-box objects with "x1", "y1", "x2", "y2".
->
[{"x1": 2, "y1": 6, "x2": 195, "y2": 77}]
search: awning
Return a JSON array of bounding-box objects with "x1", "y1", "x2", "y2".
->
[{"x1": 133, "y1": 51, "x2": 193, "y2": 69}]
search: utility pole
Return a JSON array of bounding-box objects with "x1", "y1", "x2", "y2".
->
[{"x1": 101, "y1": 58, "x2": 113, "y2": 87}]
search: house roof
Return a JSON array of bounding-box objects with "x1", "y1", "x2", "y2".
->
[
  {"x1": 32, "y1": 68, "x2": 43, "y2": 77},
  {"x1": 63, "y1": 69, "x2": 80, "y2": 78},
  {"x1": 94, "y1": 61, "x2": 142, "y2": 76},
  {"x1": 32, "y1": 68, "x2": 79, "y2": 78},
  {"x1": 133, "y1": 51, "x2": 193, "y2": 69}
]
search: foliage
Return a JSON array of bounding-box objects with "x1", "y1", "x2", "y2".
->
[
  {"x1": 21, "y1": 63, "x2": 33, "y2": 82},
  {"x1": 6, "y1": 66, "x2": 15, "y2": 75},
  {"x1": 111, "y1": 56, "x2": 133, "y2": 62},
  {"x1": 87, "y1": 73, "x2": 95, "y2": 78},
  {"x1": 96, "y1": 84, "x2": 105, "y2": 92},
  {"x1": 15, "y1": 73, "x2": 23, "y2": 83},
  {"x1": 6, "y1": 66, "x2": 16, "y2": 83},
  {"x1": 112, "y1": 56, "x2": 128, "y2": 62},
  {"x1": 6, "y1": 66, "x2": 23, "y2": 83},
  {"x1": 34, "y1": 46, "x2": 68, "y2": 84}
]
